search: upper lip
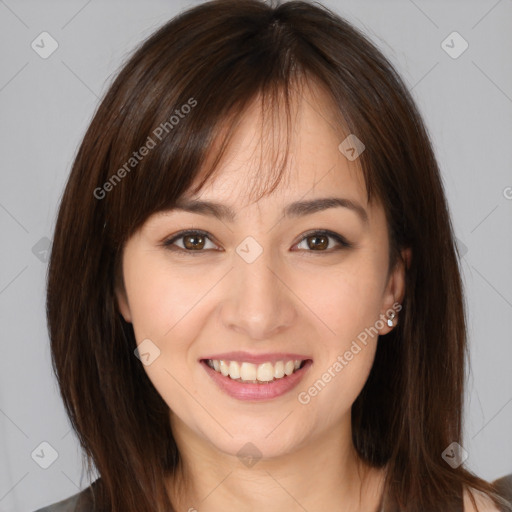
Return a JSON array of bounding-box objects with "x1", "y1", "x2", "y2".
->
[{"x1": 200, "y1": 351, "x2": 312, "y2": 365}]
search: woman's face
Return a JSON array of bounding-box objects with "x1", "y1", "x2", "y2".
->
[{"x1": 116, "y1": 85, "x2": 407, "y2": 461}]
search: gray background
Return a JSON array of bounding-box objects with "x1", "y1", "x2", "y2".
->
[{"x1": 0, "y1": 0, "x2": 511, "y2": 510}]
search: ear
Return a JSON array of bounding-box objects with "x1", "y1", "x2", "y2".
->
[
  {"x1": 378, "y1": 247, "x2": 411, "y2": 334},
  {"x1": 115, "y1": 274, "x2": 132, "y2": 323}
]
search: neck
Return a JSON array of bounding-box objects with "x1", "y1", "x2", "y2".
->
[{"x1": 166, "y1": 414, "x2": 385, "y2": 512}]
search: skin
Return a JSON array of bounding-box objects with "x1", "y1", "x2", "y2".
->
[
  {"x1": 116, "y1": 81, "x2": 412, "y2": 511},
  {"x1": 463, "y1": 490, "x2": 501, "y2": 512}
]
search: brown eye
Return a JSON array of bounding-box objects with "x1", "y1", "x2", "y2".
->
[
  {"x1": 295, "y1": 230, "x2": 351, "y2": 252},
  {"x1": 163, "y1": 229, "x2": 351, "y2": 256},
  {"x1": 182, "y1": 233, "x2": 206, "y2": 250},
  {"x1": 304, "y1": 234, "x2": 329, "y2": 250},
  {"x1": 163, "y1": 230, "x2": 218, "y2": 253}
]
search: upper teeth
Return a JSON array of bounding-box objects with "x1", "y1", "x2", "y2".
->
[{"x1": 207, "y1": 359, "x2": 303, "y2": 383}]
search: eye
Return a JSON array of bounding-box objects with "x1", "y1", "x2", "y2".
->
[
  {"x1": 163, "y1": 228, "x2": 351, "y2": 255},
  {"x1": 162, "y1": 229, "x2": 219, "y2": 254},
  {"x1": 293, "y1": 230, "x2": 352, "y2": 253}
]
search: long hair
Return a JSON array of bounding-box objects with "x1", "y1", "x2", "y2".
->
[{"x1": 46, "y1": 1, "x2": 511, "y2": 511}]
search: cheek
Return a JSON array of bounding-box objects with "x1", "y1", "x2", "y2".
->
[
  {"x1": 298, "y1": 310, "x2": 379, "y2": 418},
  {"x1": 123, "y1": 257, "x2": 208, "y2": 398},
  {"x1": 123, "y1": 259, "x2": 207, "y2": 415},
  {"x1": 123, "y1": 257, "x2": 206, "y2": 341},
  {"x1": 293, "y1": 256, "x2": 386, "y2": 343},
  {"x1": 293, "y1": 256, "x2": 384, "y2": 406}
]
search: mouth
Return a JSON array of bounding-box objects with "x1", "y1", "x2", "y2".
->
[
  {"x1": 200, "y1": 357, "x2": 313, "y2": 401},
  {"x1": 201, "y1": 358, "x2": 308, "y2": 383}
]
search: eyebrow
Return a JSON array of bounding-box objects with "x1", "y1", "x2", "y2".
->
[{"x1": 171, "y1": 197, "x2": 369, "y2": 225}]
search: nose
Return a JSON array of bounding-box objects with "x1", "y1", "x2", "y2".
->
[{"x1": 220, "y1": 244, "x2": 297, "y2": 341}]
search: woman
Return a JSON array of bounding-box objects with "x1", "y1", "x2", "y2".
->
[{"x1": 38, "y1": 0, "x2": 512, "y2": 510}]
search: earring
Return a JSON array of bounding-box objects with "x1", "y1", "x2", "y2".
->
[{"x1": 387, "y1": 311, "x2": 396, "y2": 327}]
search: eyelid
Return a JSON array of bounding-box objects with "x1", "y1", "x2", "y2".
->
[
  {"x1": 295, "y1": 229, "x2": 352, "y2": 250},
  {"x1": 162, "y1": 228, "x2": 352, "y2": 254},
  {"x1": 162, "y1": 229, "x2": 220, "y2": 252}
]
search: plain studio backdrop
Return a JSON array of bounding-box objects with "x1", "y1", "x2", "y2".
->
[{"x1": 0, "y1": 1, "x2": 511, "y2": 510}]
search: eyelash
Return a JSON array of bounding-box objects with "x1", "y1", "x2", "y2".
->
[{"x1": 161, "y1": 229, "x2": 352, "y2": 255}]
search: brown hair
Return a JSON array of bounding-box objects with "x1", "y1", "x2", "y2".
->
[{"x1": 46, "y1": 1, "x2": 511, "y2": 511}]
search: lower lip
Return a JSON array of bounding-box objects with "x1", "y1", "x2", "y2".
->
[{"x1": 201, "y1": 360, "x2": 313, "y2": 401}]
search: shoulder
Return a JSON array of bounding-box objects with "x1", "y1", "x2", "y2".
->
[
  {"x1": 492, "y1": 473, "x2": 512, "y2": 504},
  {"x1": 33, "y1": 479, "x2": 99, "y2": 512},
  {"x1": 463, "y1": 486, "x2": 502, "y2": 512},
  {"x1": 33, "y1": 491, "x2": 79, "y2": 512}
]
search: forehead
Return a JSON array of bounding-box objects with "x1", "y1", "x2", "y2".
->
[{"x1": 185, "y1": 80, "x2": 368, "y2": 214}]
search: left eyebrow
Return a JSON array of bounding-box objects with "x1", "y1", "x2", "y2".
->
[{"x1": 171, "y1": 196, "x2": 369, "y2": 225}]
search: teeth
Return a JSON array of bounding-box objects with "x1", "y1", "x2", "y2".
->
[
  {"x1": 274, "y1": 361, "x2": 284, "y2": 378},
  {"x1": 256, "y1": 362, "x2": 274, "y2": 382},
  {"x1": 206, "y1": 359, "x2": 305, "y2": 383},
  {"x1": 240, "y1": 362, "x2": 257, "y2": 381},
  {"x1": 219, "y1": 360, "x2": 229, "y2": 377},
  {"x1": 228, "y1": 361, "x2": 240, "y2": 379}
]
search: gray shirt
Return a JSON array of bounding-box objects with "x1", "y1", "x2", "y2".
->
[
  {"x1": 33, "y1": 474, "x2": 512, "y2": 511},
  {"x1": 33, "y1": 480, "x2": 96, "y2": 512}
]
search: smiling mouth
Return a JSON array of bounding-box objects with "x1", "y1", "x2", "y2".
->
[{"x1": 201, "y1": 358, "x2": 309, "y2": 384}]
